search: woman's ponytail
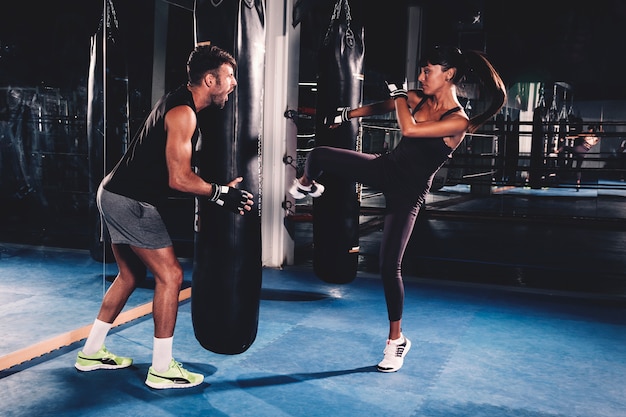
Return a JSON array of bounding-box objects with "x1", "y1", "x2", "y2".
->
[{"x1": 463, "y1": 50, "x2": 507, "y2": 133}]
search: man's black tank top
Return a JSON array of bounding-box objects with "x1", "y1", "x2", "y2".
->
[{"x1": 103, "y1": 85, "x2": 198, "y2": 207}]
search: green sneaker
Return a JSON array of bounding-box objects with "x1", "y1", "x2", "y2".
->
[
  {"x1": 145, "y1": 359, "x2": 204, "y2": 389},
  {"x1": 75, "y1": 345, "x2": 133, "y2": 371}
]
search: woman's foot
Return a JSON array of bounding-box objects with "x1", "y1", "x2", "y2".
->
[
  {"x1": 377, "y1": 333, "x2": 411, "y2": 372},
  {"x1": 288, "y1": 178, "x2": 325, "y2": 199}
]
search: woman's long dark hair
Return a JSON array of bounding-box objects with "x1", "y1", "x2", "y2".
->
[{"x1": 420, "y1": 46, "x2": 507, "y2": 133}]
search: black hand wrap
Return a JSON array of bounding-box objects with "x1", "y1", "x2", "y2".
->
[
  {"x1": 386, "y1": 80, "x2": 408, "y2": 100},
  {"x1": 209, "y1": 183, "x2": 251, "y2": 214},
  {"x1": 324, "y1": 107, "x2": 351, "y2": 126}
]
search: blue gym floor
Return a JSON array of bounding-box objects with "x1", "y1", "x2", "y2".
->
[{"x1": 1, "y1": 244, "x2": 626, "y2": 417}]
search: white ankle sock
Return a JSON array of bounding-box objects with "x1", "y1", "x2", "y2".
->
[
  {"x1": 83, "y1": 319, "x2": 112, "y2": 355},
  {"x1": 296, "y1": 179, "x2": 311, "y2": 190},
  {"x1": 152, "y1": 336, "x2": 173, "y2": 372}
]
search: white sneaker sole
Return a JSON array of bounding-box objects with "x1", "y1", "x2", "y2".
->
[
  {"x1": 377, "y1": 338, "x2": 411, "y2": 373},
  {"x1": 145, "y1": 377, "x2": 204, "y2": 389}
]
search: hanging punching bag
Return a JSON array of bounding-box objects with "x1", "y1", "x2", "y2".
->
[
  {"x1": 87, "y1": 1, "x2": 128, "y2": 263},
  {"x1": 313, "y1": 0, "x2": 364, "y2": 284},
  {"x1": 529, "y1": 104, "x2": 546, "y2": 189},
  {"x1": 191, "y1": 0, "x2": 265, "y2": 355}
]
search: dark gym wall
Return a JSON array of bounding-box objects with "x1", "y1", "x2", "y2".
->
[{"x1": 0, "y1": 1, "x2": 163, "y2": 249}]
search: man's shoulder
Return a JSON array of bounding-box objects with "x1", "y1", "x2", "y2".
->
[{"x1": 163, "y1": 86, "x2": 195, "y2": 112}]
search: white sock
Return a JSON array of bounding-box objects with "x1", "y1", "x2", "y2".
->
[
  {"x1": 295, "y1": 178, "x2": 311, "y2": 190},
  {"x1": 390, "y1": 334, "x2": 404, "y2": 344},
  {"x1": 83, "y1": 319, "x2": 112, "y2": 355},
  {"x1": 152, "y1": 336, "x2": 173, "y2": 372}
]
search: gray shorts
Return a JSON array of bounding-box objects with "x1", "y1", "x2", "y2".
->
[{"x1": 97, "y1": 185, "x2": 172, "y2": 249}]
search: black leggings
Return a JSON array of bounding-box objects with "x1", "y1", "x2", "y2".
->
[{"x1": 304, "y1": 146, "x2": 425, "y2": 321}]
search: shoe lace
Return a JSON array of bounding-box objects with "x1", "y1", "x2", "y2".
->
[
  {"x1": 172, "y1": 360, "x2": 189, "y2": 376},
  {"x1": 383, "y1": 340, "x2": 405, "y2": 358}
]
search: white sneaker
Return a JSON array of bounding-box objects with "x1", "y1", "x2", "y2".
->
[
  {"x1": 377, "y1": 334, "x2": 411, "y2": 373},
  {"x1": 308, "y1": 182, "x2": 325, "y2": 197},
  {"x1": 288, "y1": 178, "x2": 325, "y2": 199}
]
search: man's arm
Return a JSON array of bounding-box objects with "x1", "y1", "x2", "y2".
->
[
  {"x1": 165, "y1": 105, "x2": 213, "y2": 196},
  {"x1": 164, "y1": 105, "x2": 253, "y2": 214}
]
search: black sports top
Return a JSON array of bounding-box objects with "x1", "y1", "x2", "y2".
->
[
  {"x1": 380, "y1": 100, "x2": 462, "y2": 192},
  {"x1": 103, "y1": 85, "x2": 198, "y2": 207}
]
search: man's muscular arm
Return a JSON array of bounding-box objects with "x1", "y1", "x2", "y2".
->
[
  {"x1": 165, "y1": 105, "x2": 212, "y2": 196},
  {"x1": 164, "y1": 105, "x2": 253, "y2": 214}
]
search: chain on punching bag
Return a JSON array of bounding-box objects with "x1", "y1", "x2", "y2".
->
[
  {"x1": 191, "y1": 0, "x2": 265, "y2": 355},
  {"x1": 313, "y1": 0, "x2": 364, "y2": 284}
]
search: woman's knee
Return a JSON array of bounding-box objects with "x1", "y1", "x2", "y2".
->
[{"x1": 379, "y1": 259, "x2": 402, "y2": 282}]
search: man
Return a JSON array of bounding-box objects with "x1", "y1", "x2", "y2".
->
[{"x1": 75, "y1": 44, "x2": 254, "y2": 389}]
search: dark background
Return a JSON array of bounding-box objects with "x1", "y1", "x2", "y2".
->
[
  {"x1": 0, "y1": 0, "x2": 625, "y2": 251},
  {"x1": 1, "y1": 1, "x2": 625, "y2": 296},
  {"x1": 1, "y1": 1, "x2": 625, "y2": 100},
  {"x1": 297, "y1": 0, "x2": 626, "y2": 101}
]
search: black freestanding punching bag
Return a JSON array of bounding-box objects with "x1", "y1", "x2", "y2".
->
[
  {"x1": 313, "y1": 0, "x2": 364, "y2": 284},
  {"x1": 191, "y1": 0, "x2": 265, "y2": 355}
]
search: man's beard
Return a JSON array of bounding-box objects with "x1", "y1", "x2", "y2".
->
[{"x1": 210, "y1": 93, "x2": 227, "y2": 109}]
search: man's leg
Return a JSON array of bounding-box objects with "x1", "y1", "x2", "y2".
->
[
  {"x1": 130, "y1": 245, "x2": 182, "y2": 339},
  {"x1": 75, "y1": 244, "x2": 144, "y2": 371},
  {"x1": 130, "y1": 245, "x2": 204, "y2": 389},
  {"x1": 97, "y1": 244, "x2": 146, "y2": 323}
]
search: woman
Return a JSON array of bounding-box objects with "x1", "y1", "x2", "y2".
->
[{"x1": 289, "y1": 45, "x2": 506, "y2": 372}]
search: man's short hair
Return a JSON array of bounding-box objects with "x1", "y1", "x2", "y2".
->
[{"x1": 187, "y1": 44, "x2": 237, "y2": 86}]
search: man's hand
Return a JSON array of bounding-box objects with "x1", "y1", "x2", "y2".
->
[
  {"x1": 323, "y1": 107, "x2": 351, "y2": 128},
  {"x1": 208, "y1": 177, "x2": 253, "y2": 215},
  {"x1": 386, "y1": 80, "x2": 408, "y2": 100}
]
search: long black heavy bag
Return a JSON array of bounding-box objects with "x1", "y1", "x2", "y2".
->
[
  {"x1": 191, "y1": 0, "x2": 265, "y2": 355},
  {"x1": 313, "y1": 0, "x2": 364, "y2": 284},
  {"x1": 87, "y1": 1, "x2": 128, "y2": 263}
]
